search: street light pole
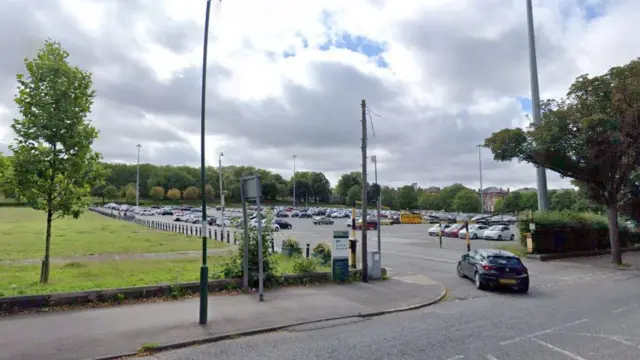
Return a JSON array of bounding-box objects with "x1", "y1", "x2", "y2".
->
[
  {"x1": 292, "y1": 155, "x2": 297, "y2": 208},
  {"x1": 477, "y1": 145, "x2": 484, "y2": 214},
  {"x1": 136, "y1": 144, "x2": 141, "y2": 207},
  {"x1": 219, "y1": 152, "x2": 225, "y2": 239},
  {"x1": 198, "y1": 0, "x2": 213, "y2": 325},
  {"x1": 526, "y1": 0, "x2": 550, "y2": 211},
  {"x1": 371, "y1": 155, "x2": 381, "y2": 261}
]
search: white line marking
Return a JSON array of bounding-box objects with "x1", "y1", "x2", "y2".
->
[
  {"x1": 613, "y1": 302, "x2": 640, "y2": 313},
  {"x1": 484, "y1": 355, "x2": 499, "y2": 360},
  {"x1": 556, "y1": 331, "x2": 640, "y2": 341},
  {"x1": 531, "y1": 338, "x2": 589, "y2": 360},
  {"x1": 499, "y1": 319, "x2": 589, "y2": 345},
  {"x1": 384, "y1": 251, "x2": 457, "y2": 264},
  {"x1": 444, "y1": 356, "x2": 464, "y2": 360},
  {"x1": 609, "y1": 337, "x2": 640, "y2": 348}
]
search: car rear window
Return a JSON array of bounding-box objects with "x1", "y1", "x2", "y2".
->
[{"x1": 487, "y1": 256, "x2": 522, "y2": 266}]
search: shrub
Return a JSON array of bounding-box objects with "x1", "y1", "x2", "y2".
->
[
  {"x1": 149, "y1": 186, "x2": 165, "y2": 201},
  {"x1": 292, "y1": 256, "x2": 318, "y2": 274},
  {"x1": 221, "y1": 210, "x2": 279, "y2": 287},
  {"x1": 166, "y1": 188, "x2": 181, "y2": 200},
  {"x1": 282, "y1": 237, "x2": 302, "y2": 257},
  {"x1": 183, "y1": 186, "x2": 200, "y2": 200},
  {"x1": 312, "y1": 243, "x2": 332, "y2": 266}
]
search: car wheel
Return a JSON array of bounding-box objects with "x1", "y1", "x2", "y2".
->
[
  {"x1": 510, "y1": 234, "x2": 515, "y2": 241},
  {"x1": 274, "y1": 227, "x2": 280, "y2": 232},
  {"x1": 456, "y1": 263, "x2": 465, "y2": 278},
  {"x1": 472, "y1": 234, "x2": 478, "y2": 239},
  {"x1": 330, "y1": 221, "x2": 334, "y2": 225},
  {"x1": 474, "y1": 272, "x2": 485, "y2": 290},
  {"x1": 497, "y1": 235, "x2": 502, "y2": 241}
]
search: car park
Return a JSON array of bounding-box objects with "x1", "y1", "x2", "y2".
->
[
  {"x1": 312, "y1": 216, "x2": 334, "y2": 225},
  {"x1": 458, "y1": 224, "x2": 490, "y2": 239},
  {"x1": 274, "y1": 219, "x2": 292, "y2": 229},
  {"x1": 428, "y1": 223, "x2": 450, "y2": 236},
  {"x1": 443, "y1": 224, "x2": 462, "y2": 237},
  {"x1": 483, "y1": 225, "x2": 515, "y2": 241},
  {"x1": 354, "y1": 219, "x2": 378, "y2": 230},
  {"x1": 456, "y1": 249, "x2": 529, "y2": 293}
]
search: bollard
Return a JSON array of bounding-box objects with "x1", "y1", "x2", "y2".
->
[
  {"x1": 209, "y1": 228, "x2": 212, "y2": 239},
  {"x1": 465, "y1": 221, "x2": 470, "y2": 252},
  {"x1": 190, "y1": 226, "x2": 193, "y2": 236},
  {"x1": 152, "y1": 221, "x2": 155, "y2": 228},
  {"x1": 271, "y1": 240, "x2": 275, "y2": 253},
  {"x1": 214, "y1": 229, "x2": 218, "y2": 241},
  {"x1": 226, "y1": 230, "x2": 230, "y2": 243},
  {"x1": 349, "y1": 239, "x2": 357, "y2": 269},
  {"x1": 306, "y1": 243, "x2": 310, "y2": 258},
  {"x1": 439, "y1": 223, "x2": 443, "y2": 249}
]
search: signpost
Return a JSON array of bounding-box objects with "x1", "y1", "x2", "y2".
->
[
  {"x1": 332, "y1": 230, "x2": 350, "y2": 282},
  {"x1": 240, "y1": 175, "x2": 264, "y2": 301}
]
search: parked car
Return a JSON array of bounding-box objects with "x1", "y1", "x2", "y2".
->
[
  {"x1": 456, "y1": 249, "x2": 529, "y2": 293},
  {"x1": 354, "y1": 219, "x2": 378, "y2": 230},
  {"x1": 313, "y1": 216, "x2": 334, "y2": 225},
  {"x1": 483, "y1": 225, "x2": 515, "y2": 241},
  {"x1": 274, "y1": 219, "x2": 292, "y2": 229},
  {"x1": 444, "y1": 224, "x2": 462, "y2": 237},
  {"x1": 299, "y1": 212, "x2": 313, "y2": 218},
  {"x1": 173, "y1": 212, "x2": 190, "y2": 222},
  {"x1": 458, "y1": 224, "x2": 490, "y2": 239},
  {"x1": 276, "y1": 211, "x2": 289, "y2": 218},
  {"x1": 428, "y1": 224, "x2": 450, "y2": 236}
]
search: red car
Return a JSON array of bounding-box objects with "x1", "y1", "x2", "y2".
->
[
  {"x1": 444, "y1": 224, "x2": 462, "y2": 237},
  {"x1": 355, "y1": 219, "x2": 378, "y2": 230}
]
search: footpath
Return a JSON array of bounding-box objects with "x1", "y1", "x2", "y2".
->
[{"x1": 0, "y1": 275, "x2": 445, "y2": 360}]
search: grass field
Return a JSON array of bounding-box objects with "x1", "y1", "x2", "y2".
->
[
  {"x1": 0, "y1": 254, "x2": 330, "y2": 297},
  {"x1": 0, "y1": 208, "x2": 228, "y2": 260}
]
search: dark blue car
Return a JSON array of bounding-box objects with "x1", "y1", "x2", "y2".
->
[{"x1": 457, "y1": 249, "x2": 529, "y2": 293}]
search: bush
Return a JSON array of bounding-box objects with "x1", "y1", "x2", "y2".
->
[
  {"x1": 166, "y1": 188, "x2": 182, "y2": 200},
  {"x1": 221, "y1": 210, "x2": 279, "y2": 287},
  {"x1": 282, "y1": 237, "x2": 302, "y2": 257},
  {"x1": 183, "y1": 186, "x2": 200, "y2": 200},
  {"x1": 312, "y1": 243, "x2": 332, "y2": 266},
  {"x1": 292, "y1": 256, "x2": 318, "y2": 274},
  {"x1": 149, "y1": 186, "x2": 165, "y2": 201}
]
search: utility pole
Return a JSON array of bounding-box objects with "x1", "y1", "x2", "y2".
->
[
  {"x1": 219, "y1": 152, "x2": 225, "y2": 238},
  {"x1": 198, "y1": 0, "x2": 213, "y2": 325},
  {"x1": 371, "y1": 155, "x2": 381, "y2": 262},
  {"x1": 477, "y1": 144, "x2": 484, "y2": 214},
  {"x1": 526, "y1": 0, "x2": 550, "y2": 211},
  {"x1": 292, "y1": 155, "x2": 297, "y2": 208},
  {"x1": 136, "y1": 144, "x2": 142, "y2": 207},
  {"x1": 360, "y1": 99, "x2": 368, "y2": 282}
]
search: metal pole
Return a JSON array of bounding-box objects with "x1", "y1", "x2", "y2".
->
[
  {"x1": 240, "y1": 178, "x2": 249, "y2": 290},
  {"x1": 477, "y1": 144, "x2": 484, "y2": 214},
  {"x1": 255, "y1": 177, "x2": 264, "y2": 301},
  {"x1": 372, "y1": 156, "x2": 381, "y2": 261},
  {"x1": 292, "y1": 155, "x2": 296, "y2": 208},
  {"x1": 526, "y1": 0, "x2": 550, "y2": 212},
  {"x1": 136, "y1": 144, "x2": 141, "y2": 207},
  {"x1": 360, "y1": 99, "x2": 368, "y2": 282},
  {"x1": 198, "y1": 0, "x2": 212, "y2": 325},
  {"x1": 219, "y1": 152, "x2": 225, "y2": 239}
]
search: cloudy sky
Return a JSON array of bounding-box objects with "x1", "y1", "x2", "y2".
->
[{"x1": 0, "y1": 0, "x2": 637, "y2": 191}]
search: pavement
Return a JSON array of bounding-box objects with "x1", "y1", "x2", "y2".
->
[{"x1": 0, "y1": 275, "x2": 446, "y2": 360}]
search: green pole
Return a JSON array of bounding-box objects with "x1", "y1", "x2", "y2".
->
[{"x1": 198, "y1": 0, "x2": 213, "y2": 325}]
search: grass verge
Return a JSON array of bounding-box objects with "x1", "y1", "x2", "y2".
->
[
  {"x1": 497, "y1": 243, "x2": 527, "y2": 258},
  {"x1": 0, "y1": 254, "x2": 330, "y2": 297},
  {"x1": 0, "y1": 208, "x2": 227, "y2": 261}
]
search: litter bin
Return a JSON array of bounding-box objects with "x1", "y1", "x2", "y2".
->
[{"x1": 367, "y1": 250, "x2": 381, "y2": 279}]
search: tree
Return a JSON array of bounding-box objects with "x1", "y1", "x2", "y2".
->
[
  {"x1": 204, "y1": 184, "x2": 214, "y2": 200},
  {"x1": 550, "y1": 190, "x2": 576, "y2": 211},
  {"x1": 0, "y1": 153, "x2": 14, "y2": 198},
  {"x1": 380, "y1": 186, "x2": 397, "y2": 209},
  {"x1": 149, "y1": 186, "x2": 165, "y2": 201},
  {"x1": 10, "y1": 40, "x2": 104, "y2": 283},
  {"x1": 418, "y1": 192, "x2": 444, "y2": 210},
  {"x1": 346, "y1": 184, "x2": 361, "y2": 206},
  {"x1": 183, "y1": 186, "x2": 200, "y2": 200},
  {"x1": 166, "y1": 188, "x2": 182, "y2": 200},
  {"x1": 484, "y1": 59, "x2": 640, "y2": 264},
  {"x1": 336, "y1": 172, "x2": 361, "y2": 202},
  {"x1": 125, "y1": 187, "x2": 137, "y2": 201},
  {"x1": 493, "y1": 198, "x2": 505, "y2": 213},
  {"x1": 496, "y1": 192, "x2": 523, "y2": 213},
  {"x1": 396, "y1": 185, "x2": 418, "y2": 210},
  {"x1": 439, "y1": 184, "x2": 468, "y2": 211},
  {"x1": 519, "y1": 191, "x2": 538, "y2": 211},
  {"x1": 104, "y1": 184, "x2": 118, "y2": 201},
  {"x1": 452, "y1": 189, "x2": 482, "y2": 213}
]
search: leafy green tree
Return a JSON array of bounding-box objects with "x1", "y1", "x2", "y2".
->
[
  {"x1": 336, "y1": 172, "x2": 361, "y2": 202},
  {"x1": 125, "y1": 187, "x2": 137, "y2": 201},
  {"x1": 493, "y1": 198, "x2": 505, "y2": 213},
  {"x1": 0, "y1": 153, "x2": 14, "y2": 199},
  {"x1": 166, "y1": 188, "x2": 182, "y2": 200},
  {"x1": 418, "y1": 192, "x2": 444, "y2": 210},
  {"x1": 380, "y1": 186, "x2": 396, "y2": 209},
  {"x1": 550, "y1": 190, "x2": 576, "y2": 211},
  {"x1": 439, "y1": 184, "x2": 468, "y2": 211},
  {"x1": 519, "y1": 191, "x2": 538, "y2": 211},
  {"x1": 204, "y1": 184, "x2": 214, "y2": 200},
  {"x1": 149, "y1": 186, "x2": 165, "y2": 201},
  {"x1": 10, "y1": 40, "x2": 104, "y2": 283},
  {"x1": 484, "y1": 59, "x2": 640, "y2": 264},
  {"x1": 104, "y1": 184, "x2": 118, "y2": 201},
  {"x1": 396, "y1": 185, "x2": 418, "y2": 210},
  {"x1": 452, "y1": 188, "x2": 482, "y2": 213},
  {"x1": 183, "y1": 186, "x2": 200, "y2": 200},
  {"x1": 346, "y1": 184, "x2": 361, "y2": 206},
  {"x1": 497, "y1": 192, "x2": 523, "y2": 213}
]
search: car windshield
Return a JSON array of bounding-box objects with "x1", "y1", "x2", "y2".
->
[
  {"x1": 487, "y1": 256, "x2": 522, "y2": 266},
  {"x1": 489, "y1": 225, "x2": 502, "y2": 231}
]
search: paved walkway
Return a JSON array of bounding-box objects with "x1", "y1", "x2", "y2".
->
[
  {"x1": 0, "y1": 276, "x2": 445, "y2": 360},
  {"x1": 0, "y1": 249, "x2": 231, "y2": 265}
]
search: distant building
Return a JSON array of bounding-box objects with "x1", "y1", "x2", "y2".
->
[
  {"x1": 514, "y1": 187, "x2": 537, "y2": 193},
  {"x1": 425, "y1": 186, "x2": 441, "y2": 194},
  {"x1": 482, "y1": 187, "x2": 509, "y2": 212}
]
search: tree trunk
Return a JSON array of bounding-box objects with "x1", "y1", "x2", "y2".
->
[
  {"x1": 41, "y1": 207, "x2": 53, "y2": 284},
  {"x1": 607, "y1": 204, "x2": 622, "y2": 265}
]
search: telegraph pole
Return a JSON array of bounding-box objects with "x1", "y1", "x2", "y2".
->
[
  {"x1": 292, "y1": 155, "x2": 297, "y2": 208},
  {"x1": 477, "y1": 144, "x2": 484, "y2": 214},
  {"x1": 135, "y1": 144, "x2": 141, "y2": 207},
  {"x1": 361, "y1": 99, "x2": 368, "y2": 282}
]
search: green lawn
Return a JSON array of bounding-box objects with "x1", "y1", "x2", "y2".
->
[
  {"x1": 0, "y1": 208, "x2": 228, "y2": 261},
  {"x1": 0, "y1": 254, "x2": 330, "y2": 297}
]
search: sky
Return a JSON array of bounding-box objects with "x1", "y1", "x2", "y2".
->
[{"x1": 0, "y1": 0, "x2": 638, "y2": 191}]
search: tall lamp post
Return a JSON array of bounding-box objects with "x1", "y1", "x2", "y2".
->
[
  {"x1": 292, "y1": 155, "x2": 297, "y2": 208},
  {"x1": 476, "y1": 145, "x2": 484, "y2": 214},
  {"x1": 198, "y1": 0, "x2": 213, "y2": 325},
  {"x1": 371, "y1": 155, "x2": 381, "y2": 261},
  {"x1": 219, "y1": 152, "x2": 225, "y2": 238},
  {"x1": 136, "y1": 144, "x2": 142, "y2": 207},
  {"x1": 526, "y1": 0, "x2": 550, "y2": 211}
]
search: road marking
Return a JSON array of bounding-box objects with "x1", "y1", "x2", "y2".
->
[
  {"x1": 484, "y1": 355, "x2": 499, "y2": 360},
  {"x1": 383, "y1": 251, "x2": 457, "y2": 264},
  {"x1": 531, "y1": 338, "x2": 589, "y2": 360},
  {"x1": 499, "y1": 319, "x2": 589, "y2": 345},
  {"x1": 444, "y1": 356, "x2": 464, "y2": 360},
  {"x1": 556, "y1": 332, "x2": 640, "y2": 341},
  {"x1": 609, "y1": 337, "x2": 640, "y2": 348},
  {"x1": 613, "y1": 302, "x2": 640, "y2": 313}
]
